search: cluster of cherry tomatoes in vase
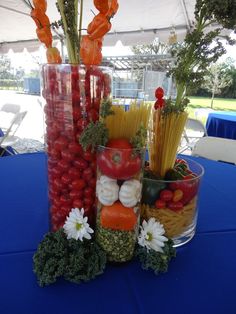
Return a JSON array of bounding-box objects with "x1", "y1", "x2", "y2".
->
[{"x1": 43, "y1": 64, "x2": 111, "y2": 231}]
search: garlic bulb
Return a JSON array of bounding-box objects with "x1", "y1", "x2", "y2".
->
[
  {"x1": 96, "y1": 175, "x2": 119, "y2": 206},
  {"x1": 119, "y1": 179, "x2": 142, "y2": 207}
]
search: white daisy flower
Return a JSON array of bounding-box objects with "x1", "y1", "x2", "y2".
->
[
  {"x1": 63, "y1": 208, "x2": 94, "y2": 241},
  {"x1": 138, "y1": 218, "x2": 168, "y2": 253}
]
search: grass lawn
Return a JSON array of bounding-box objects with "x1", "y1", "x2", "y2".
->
[{"x1": 186, "y1": 96, "x2": 236, "y2": 124}]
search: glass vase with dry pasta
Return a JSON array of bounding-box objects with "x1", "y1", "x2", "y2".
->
[
  {"x1": 141, "y1": 87, "x2": 204, "y2": 246},
  {"x1": 141, "y1": 157, "x2": 204, "y2": 247},
  {"x1": 94, "y1": 102, "x2": 151, "y2": 262}
]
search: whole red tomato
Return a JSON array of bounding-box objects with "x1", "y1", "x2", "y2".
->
[{"x1": 97, "y1": 138, "x2": 142, "y2": 180}]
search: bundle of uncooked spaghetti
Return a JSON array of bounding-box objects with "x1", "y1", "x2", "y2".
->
[
  {"x1": 148, "y1": 108, "x2": 188, "y2": 177},
  {"x1": 104, "y1": 102, "x2": 152, "y2": 139}
]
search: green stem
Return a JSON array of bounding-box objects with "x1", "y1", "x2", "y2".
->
[
  {"x1": 175, "y1": 9, "x2": 207, "y2": 106},
  {"x1": 56, "y1": 0, "x2": 79, "y2": 64},
  {"x1": 78, "y1": 0, "x2": 84, "y2": 63}
]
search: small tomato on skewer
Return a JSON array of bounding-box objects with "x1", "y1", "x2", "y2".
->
[
  {"x1": 46, "y1": 47, "x2": 62, "y2": 64},
  {"x1": 94, "y1": 0, "x2": 109, "y2": 14},
  {"x1": 87, "y1": 13, "x2": 111, "y2": 40},
  {"x1": 80, "y1": 35, "x2": 103, "y2": 65},
  {"x1": 36, "y1": 26, "x2": 52, "y2": 48}
]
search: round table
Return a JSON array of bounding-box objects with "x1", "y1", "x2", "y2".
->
[{"x1": 206, "y1": 111, "x2": 236, "y2": 139}]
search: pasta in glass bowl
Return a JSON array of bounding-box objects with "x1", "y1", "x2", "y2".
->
[{"x1": 141, "y1": 157, "x2": 204, "y2": 247}]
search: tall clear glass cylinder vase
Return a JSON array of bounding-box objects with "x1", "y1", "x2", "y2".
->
[
  {"x1": 42, "y1": 64, "x2": 112, "y2": 231},
  {"x1": 95, "y1": 145, "x2": 145, "y2": 263}
]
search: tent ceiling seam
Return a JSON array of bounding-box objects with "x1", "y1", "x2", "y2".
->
[
  {"x1": 179, "y1": 0, "x2": 192, "y2": 31},
  {"x1": 0, "y1": 4, "x2": 29, "y2": 17}
]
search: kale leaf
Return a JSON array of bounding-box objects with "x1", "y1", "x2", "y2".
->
[
  {"x1": 135, "y1": 239, "x2": 176, "y2": 275},
  {"x1": 33, "y1": 229, "x2": 107, "y2": 287}
]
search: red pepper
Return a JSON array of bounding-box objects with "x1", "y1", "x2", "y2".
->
[
  {"x1": 87, "y1": 13, "x2": 111, "y2": 40},
  {"x1": 94, "y1": 0, "x2": 109, "y2": 14},
  {"x1": 80, "y1": 35, "x2": 103, "y2": 65}
]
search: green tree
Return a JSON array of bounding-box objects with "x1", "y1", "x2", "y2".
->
[
  {"x1": 221, "y1": 58, "x2": 236, "y2": 98},
  {"x1": 131, "y1": 38, "x2": 169, "y2": 55},
  {"x1": 0, "y1": 55, "x2": 14, "y2": 79},
  {"x1": 204, "y1": 62, "x2": 232, "y2": 107}
]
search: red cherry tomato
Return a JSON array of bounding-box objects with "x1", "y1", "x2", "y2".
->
[
  {"x1": 77, "y1": 118, "x2": 88, "y2": 131},
  {"x1": 68, "y1": 142, "x2": 83, "y2": 154},
  {"x1": 84, "y1": 187, "x2": 94, "y2": 197},
  {"x1": 68, "y1": 167, "x2": 81, "y2": 179},
  {"x1": 60, "y1": 205, "x2": 71, "y2": 217},
  {"x1": 155, "y1": 199, "x2": 166, "y2": 209},
  {"x1": 71, "y1": 179, "x2": 86, "y2": 190},
  {"x1": 160, "y1": 189, "x2": 174, "y2": 202},
  {"x1": 60, "y1": 194, "x2": 72, "y2": 206},
  {"x1": 88, "y1": 177, "x2": 96, "y2": 188},
  {"x1": 168, "y1": 201, "x2": 183, "y2": 212},
  {"x1": 50, "y1": 166, "x2": 63, "y2": 178},
  {"x1": 73, "y1": 158, "x2": 88, "y2": 170},
  {"x1": 169, "y1": 179, "x2": 199, "y2": 205},
  {"x1": 58, "y1": 159, "x2": 71, "y2": 172},
  {"x1": 82, "y1": 168, "x2": 94, "y2": 181},
  {"x1": 54, "y1": 136, "x2": 68, "y2": 151},
  {"x1": 72, "y1": 106, "x2": 82, "y2": 120},
  {"x1": 48, "y1": 148, "x2": 61, "y2": 159},
  {"x1": 82, "y1": 150, "x2": 95, "y2": 161},
  {"x1": 155, "y1": 87, "x2": 164, "y2": 99},
  {"x1": 61, "y1": 150, "x2": 74, "y2": 161},
  {"x1": 53, "y1": 178, "x2": 66, "y2": 191},
  {"x1": 61, "y1": 173, "x2": 72, "y2": 185},
  {"x1": 88, "y1": 108, "x2": 99, "y2": 122},
  {"x1": 73, "y1": 199, "x2": 84, "y2": 208},
  {"x1": 84, "y1": 197, "x2": 94, "y2": 206},
  {"x1": 69, "y1": 189, "x2": 84, "y2": 200}
]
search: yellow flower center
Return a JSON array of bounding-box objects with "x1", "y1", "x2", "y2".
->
[
  {"x1": 76, "y1": 222, "x2": 83, "y2": 231},
  {"x1": 146, "y1": 232, "x2": 153, "y2": 242}
]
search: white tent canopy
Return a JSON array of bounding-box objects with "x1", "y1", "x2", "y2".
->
[{"x1": 0, "y1": 0, "x2": 196, "y2": 53}]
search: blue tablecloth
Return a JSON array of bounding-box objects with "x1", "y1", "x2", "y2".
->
[
  {"x1": 0, "y1": 153, "x2": 236, "y2": 314},
  {"x1": 206, "y1": 111, "x2": 236, "y2": 139}
]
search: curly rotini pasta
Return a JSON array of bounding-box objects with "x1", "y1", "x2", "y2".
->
[{"x1": 141, "y1": 197, "x2": 197, "y2": 238}]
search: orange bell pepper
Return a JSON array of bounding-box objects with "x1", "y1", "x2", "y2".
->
[
  {"x1": 100, "y1": 202, "x2": 137, "y2": 231},
  {"x1": 80, "y1": 35, "x2": 103, "y2": 65},
  {"x1": 87, "y1": 13, "x2": 111, "y2": 40},
  {"x1": 36, "y1": 26, "x2": 52, "y2": 48},
  {"x1": 107, "y1": 0, "x2": 119, "y2": 18},
  {"x1": 31, "y1": 8, "x2": 50, "y2": 28},
  {"x1": 46, "y1": 47, "x2": 62, "y2": 64},
  {"x1": 33, "y1": 0, "x2": 47, "y2": 12},
  {"x1": 94, "y1": 0, "x2": 109, "y2": 14}
]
